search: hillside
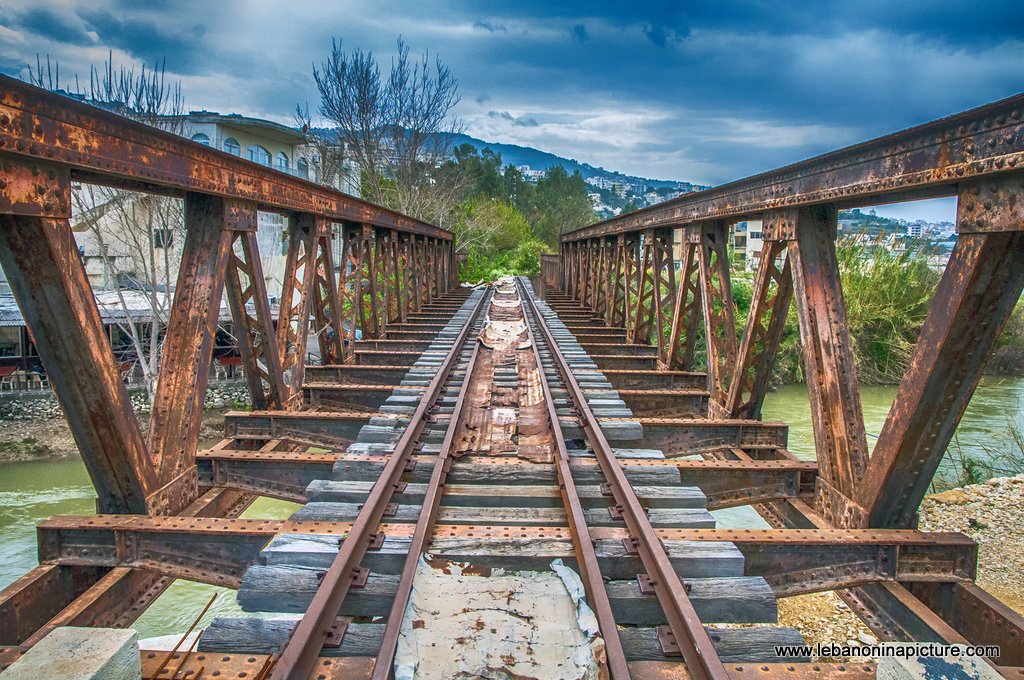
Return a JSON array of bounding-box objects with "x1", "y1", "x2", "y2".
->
[
  {"x1": 310, "y1": 127, "x2": 709, "y2": 194},
  {"x1": 445, "y1": 133, "x2": 708, "y2": 192}
]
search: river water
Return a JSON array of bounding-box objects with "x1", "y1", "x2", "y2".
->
[{"x1": 2, "y1": 376, "x2": 1023, "y2": 638}]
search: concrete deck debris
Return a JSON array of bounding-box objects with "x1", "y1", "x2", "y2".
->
[
  {"x1": 395, "y1": 555, "x2": 604, "y2": 680},
  {"x1": 1, "y1": 627, "x2": 141, "y2": 680}
]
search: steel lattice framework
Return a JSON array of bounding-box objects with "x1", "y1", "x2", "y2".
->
[{"x1": 0, "y1": 74, "x2": 1022, "y2": 678}]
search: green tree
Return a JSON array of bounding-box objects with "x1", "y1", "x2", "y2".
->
[{"x1": 527, "y1": 165, "x2": 595, "y2": 247}]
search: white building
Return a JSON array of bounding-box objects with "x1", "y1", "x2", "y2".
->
[{"x1": 733, "y1": 220, "x2": 764, "y2": 270}]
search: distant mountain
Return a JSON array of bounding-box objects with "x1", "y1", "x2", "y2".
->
[
  {"x1": 446, "y1": 132, "x2": 708, "y2": 192},
  {"x1": 310, "y1": 127, "x2": 708, "y2": 192}
]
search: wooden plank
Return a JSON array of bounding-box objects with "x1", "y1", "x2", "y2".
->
[
  {"x1": 304, "y1": 480, "x2": 709, "y2": 509},
  {"x1": 238, "y1": 566, "x2": 777, "y2": 624},
  {"x1": 199, "y1": 618, "x2": 805, "y2": 662}
]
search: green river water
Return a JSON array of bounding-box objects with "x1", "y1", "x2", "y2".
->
[{"x1": 1, "y1": 375, "x2": 1022, "y2": 639}]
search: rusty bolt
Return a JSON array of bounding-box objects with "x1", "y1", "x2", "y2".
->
[
  {"x1": 35, "y1": 185, "x2": 46, "y2": 195},
  {"x1": 47, "y1": 169, "x2": 56, "y2": 180},
  {"x1": 0, "y1": 115, "x2": 7, "y2": 126},
  {"x1": 43, "y1": 203, "x2": 52, "y2": 213}
]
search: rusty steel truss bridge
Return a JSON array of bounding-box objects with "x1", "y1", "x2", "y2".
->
[{"x1": 0, "y1": 74, "x2": 1022, "y2": 679}]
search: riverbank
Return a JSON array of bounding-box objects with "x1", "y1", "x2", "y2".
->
[{"x1": 0, "y1": 384, "x2": 250, "y2": 462}]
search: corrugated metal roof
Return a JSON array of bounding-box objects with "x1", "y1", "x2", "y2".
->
[{"x1": 0, "y1": 290, "x2": 237, "y2": 327}]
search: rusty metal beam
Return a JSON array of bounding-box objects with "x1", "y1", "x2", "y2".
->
[
  {"x1": 0, "y1": 76, "x2": 451, "y2": 238},
  {"x1": 37, "y1": 515, "x2": 280, "y2": 588},
  {"x1": 904, "y1": 581, "x2": 1024, "y2": 665},
  {"x1": 0, "y1": 487, "x2": 252, "y2": 647},
  {"x1": 196, "y1": 449, "x2": 336, "y2": 502},
  {"x1": 146, "y1": 192, "x2": 234, "y2": 515},
  {"x1": 562, "y1": 91, "x2": 1024, "y2": 240},
  {"x1": 788, "y1": 205, "x2": 868, "y2": 525},
  {"x1": 0, "y1": 211, "x2": 155, "y2": 513},
  {"x1": 311, "y1": 231, "x2": 346, "y2": 365},
  {"x1": 724, "y1": 211, "x2": 795, "y2": 419},
  {"x1": 859, "y1": 196, "x2": 1024, "y2": 527},
  {"x1": 278, "y1": 214, "x2": 320, "y2": 406},
  {"x1": 0, "y1": 565, "x2": 106, "y2": 645},
  {"x1": 224, "y1": 215, "x2": 287, "y2": 410},
  {"x1": 697, "y1": 221, "x2": 738, "y2": 413}
]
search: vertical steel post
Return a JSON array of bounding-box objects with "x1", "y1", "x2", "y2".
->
[{"x1": 788, "y1": 205, "x2": 868, "y2": 526}]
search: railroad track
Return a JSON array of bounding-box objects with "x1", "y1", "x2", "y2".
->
[{"x1": 191, "y1": 278, "x2": 804, "y2": 679}]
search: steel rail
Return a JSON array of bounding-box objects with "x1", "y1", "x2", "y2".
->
[
  {"x1": 519, "y1": 277, "x2": 729, "y2": 680},
  {"x1": 370, "y1": 288, "x2": 490, "y2": 679},
  {"x1": 269, "y1": 290, "x2": 489, "y2": 680},
  {"x1": 517, "y1": 278, "x2": 632, "y2": 679}
]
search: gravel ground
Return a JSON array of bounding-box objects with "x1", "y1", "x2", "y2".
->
[{"x1": 919, "y1": 474, "x2": 1024, "y2": 614}]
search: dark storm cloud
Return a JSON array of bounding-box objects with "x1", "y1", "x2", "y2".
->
[
  {"x1": 76, "y1": 8, "x2": 208, "y2": 74},
  {"x1": 2, "y1": 0, "x2": 1022, "y2": 185},
  {"x1": 3, "y1": 7, "x2": 92, "y2": 45}
]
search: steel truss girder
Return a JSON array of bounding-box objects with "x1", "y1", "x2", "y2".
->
[
  {"x1": 224, "y1": 214, "x2": 287, "y2": 410},
  {"x1": 194, "y1": 449, "x2": 816, "y2": 509},
  {"x1": 0, "y1": 76, "x2": 451, "y2": 237},
  {"x1": 0, "y1": 488, "x2": 252, "y2": 646},
  {"x1": 696, "y1": 221, "x2": 738, "y2": 412},
  {"x1": 36, "y1": 517, "x2": 978, "y2": 597},
  {"x1": 562, "y1": 93, "x2": 1024, "y2": 240},
  {"x1": 724, "y1": 212, "x2": 795, "y2": 419}
]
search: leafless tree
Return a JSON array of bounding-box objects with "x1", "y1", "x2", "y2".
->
[
  {"x1": 310, "y1": 37, "x2": 468, "y2": 224},
  {"x1": 27, "y1": 54, "x2": 189, "y2": 401}
]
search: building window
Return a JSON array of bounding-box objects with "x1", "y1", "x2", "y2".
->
[
  {"x1": 152, "y1": 229, "x2": 174, "y2": 249},
  {"x1": 191, "y1": 132, "x2": 211, "y2": 146},
  {"x1": 248, "y1": 145, "x2": 271, "y2": 166},
  {"x1": 749, "y1": 231, "x2": 762, "y2": 239},
  {"x1": 276, "y1": 152, "x2": 290, "y2": 170},
  {"x1": 297, "y1": 157, "x2": 309, "y2": 179},
  {"x1": 223, "y1": 137, "x2": 241, "y2": 156},
  {"x1": 0, "y1": 327, "x2": 21, "y2": 357}
]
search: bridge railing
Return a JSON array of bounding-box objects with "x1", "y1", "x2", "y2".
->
[
  {"x1": 0, "y1": 75, "x2": 455, "y2": 516},
  {"x1": 558, "y1": 92, "x2": 1024, "y2": 532}
]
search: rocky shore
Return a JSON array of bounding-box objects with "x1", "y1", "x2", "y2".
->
[
  {"x1": 0, "y1": 384, "x2": 251, "y2": 462},
  {"x1": 919, "y1": 473, "x2": 1024, "y2": 613}
]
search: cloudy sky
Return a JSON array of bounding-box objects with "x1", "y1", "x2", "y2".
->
[{"x1": 2, "y1": 1, "x2": 1022, "y2": 219}]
